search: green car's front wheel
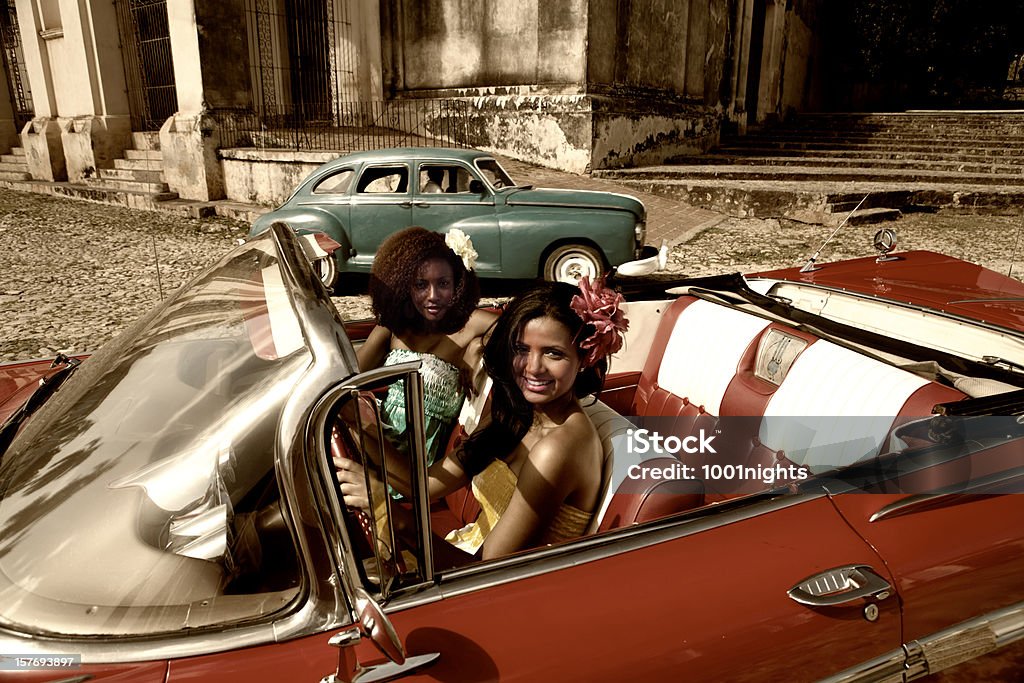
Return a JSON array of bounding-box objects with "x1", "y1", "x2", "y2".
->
[{"x1": 543, "y1": 244, "x2": 603, "y2": 284}]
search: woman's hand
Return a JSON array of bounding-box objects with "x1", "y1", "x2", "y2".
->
[{"x1": 334, "y1": 455, "x2": 371, "y2": 510}]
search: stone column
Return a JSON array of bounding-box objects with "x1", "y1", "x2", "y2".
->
[
  {"x1": 159, "y1": 0, "x2": 225, "y2": 201},
  {"x1": 14, "y1": 0, "x2": 130, "y2": 181},
  {"x1": 15, "y1": 0, "x2": 64, "y2": 180}
]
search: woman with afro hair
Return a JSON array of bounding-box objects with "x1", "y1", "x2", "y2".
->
[{"x1": 357, "y1": 226, "x2": 497, "y2": 466}]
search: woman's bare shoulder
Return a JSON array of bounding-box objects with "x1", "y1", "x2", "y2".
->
[{"x1": 529, "y1": 410, "x2": 601, "y2": 468}]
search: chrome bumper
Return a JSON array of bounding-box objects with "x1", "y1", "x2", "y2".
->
[{"x1": 616, "y1": 241, "x2": 668, "y2": 277}]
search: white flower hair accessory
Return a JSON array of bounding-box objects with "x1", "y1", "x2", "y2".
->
[{"x1": 445, "y1": 228, "x2": 478, "y2": 271}]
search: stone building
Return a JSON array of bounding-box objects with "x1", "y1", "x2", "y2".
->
[{"x1": 0, "y1": 0, "x2": 823, "y2": 206}]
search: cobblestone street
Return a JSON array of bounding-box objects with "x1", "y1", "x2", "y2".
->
[{"x1": 2, "y1": 186, "x2": 1023, "y2": 362}]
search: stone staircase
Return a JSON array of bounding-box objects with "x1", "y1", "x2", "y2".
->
[
  {"x1": 72, "y1": 131, "x2": 179, "y2": 207},
  {"x1": 596, "y1": 111, "x2": 1024, "y2": 223},
  {"x1": 0, "y1": 146, "x2": 31, "y2": 181}
]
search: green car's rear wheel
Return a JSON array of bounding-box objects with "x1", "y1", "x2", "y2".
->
[{"x1": 543, "y1": 244, "x2": 603, "y2": 283}]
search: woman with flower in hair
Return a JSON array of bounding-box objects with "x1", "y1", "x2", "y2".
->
[
  {"x1": 338, "y1": 275, "x2": 628, "y2": 561},
  {"x1": 357, "y1": 226, "x2": 496, "y2": 466}
]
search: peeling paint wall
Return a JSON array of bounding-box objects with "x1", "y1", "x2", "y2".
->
[
  {"x1": 592, "y1": 97, "x2": 720, "y2": 168},
  {"x1": 398, "y1": 0, "x2": 587, "y2": 90}
]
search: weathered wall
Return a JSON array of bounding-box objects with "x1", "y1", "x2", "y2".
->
[
  {"x1": 220, "y1": 148, "x2": 337, "y2": 206},
  {"x1": 395, "y1": 0, "x2": 588, "y2": 91}
]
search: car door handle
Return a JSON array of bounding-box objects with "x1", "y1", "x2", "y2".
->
[
  {"x1": 412, "y1": 201, "x2": 429, "y2": 208},
  {"x1": 397, "y1": 201, "x2": 413, "y2": 208},
  {"x1": 787, "y1": 564, "x2": 892, "y2": 607}
]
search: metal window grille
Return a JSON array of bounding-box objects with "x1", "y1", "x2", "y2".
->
[
  {"x1": 224, "y1": 0, "x2": 474, "y2": 152},
  {"x1": 0, "y1": 0, "x2": 32, "y2": 130},
  {"x1": 115, "y1": 0, "x2": 178, "y2": 131}
]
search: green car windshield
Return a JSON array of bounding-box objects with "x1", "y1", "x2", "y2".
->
[{"x1": 0, "y1": 237, "x2": 311, "y2": 637}]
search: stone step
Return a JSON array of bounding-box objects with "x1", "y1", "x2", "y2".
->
[
  {"x1": 608, "y1": 177, "x2": 1024, "y2": 218},
  {"x1": 601, "y1": 164, "x2": 1024, "y2": 187},
  {"x1": 723, "y1": 132, "x2": 1024, "y2": 146},
  {"x1": 0, "y1": 169, "x2": 30, "y2": 181},
  {"x1": 0, "y1": 160, "x2": 28, "y2": 172},
  {"x1": 681, "y1": 154, "x2": 1024, "y2": 173},
  {"x1": 0, "y1": 154, "x2": 26, "y2": 165},
  {"x1": 95, "y1": 167, "x2": 164, "y2": 183},
  {"x1": 696, "y1": 148, "x2": 1024, "y2": 166},
  {"x1": 131, "y1": 131, "x2": 161, "y2": 151},
  {"x1": 82, "y1": 176, "x2": 171, "y2": 193},
  {"x1": 10, "y1": 146, "x2": 24, "y2": 157},
  {"x1": 788, "y1": 206, "x2": 903, "y2": 227},
  {"x1": 719, "y1": 139, "x2": 1024, "y2": 155},
  {"x1": 125, "y1": 149, "x2": 163, "y2": 161},
  {"x1": 114, "y1": 157, "x2": 163, "y2": 171},
  {"x1": 0, "y1": 178, "x2": 179, "y2": 211}
]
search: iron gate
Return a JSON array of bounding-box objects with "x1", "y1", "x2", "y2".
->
[
  {"x1": 115, "y1": 0, "x2": 177, "y2": 131},
  {"x1": 0, "y1": 0, "x2": 32, "y2": 130}
]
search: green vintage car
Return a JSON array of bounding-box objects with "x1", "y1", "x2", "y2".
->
[{"x1": 249, "y1": 148, "x2": 664, "y2": 287}]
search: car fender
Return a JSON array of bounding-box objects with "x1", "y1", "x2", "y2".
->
[
  {"x1": 250, "y1": 208, "x2": 353, "y2": 263},
  {"x1": 495, "y1": 208, "x2": 632, "y2": 276}
]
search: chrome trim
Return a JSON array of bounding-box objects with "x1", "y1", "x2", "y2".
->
[
  {"x1": 751, "y1": 279, "x2": 1024, "y2": 343},
  {"x1": 869, "y1": 466, "x2": 1024, "y2": 522},
  {"x1": 386, "y1": 492, "x2": 823, "y2": 609},
  {"x1": 505, "y1": 198, "x2": 638, "y2": 214},
  {"x1": 821, "y1": 600, "x2": 1024, "y2": 682}
]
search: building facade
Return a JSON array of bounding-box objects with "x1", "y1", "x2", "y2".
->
[{"x1": 0, "y1": 0, "x2": 823, "y2": 204}]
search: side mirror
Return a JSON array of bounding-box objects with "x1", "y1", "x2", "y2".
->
[
  {"x1": 324, "y1": 587, "x2": 439, "y2": 683},
  {"x1": 468, "y1": 179, "x2": 486, "y2": 194}
]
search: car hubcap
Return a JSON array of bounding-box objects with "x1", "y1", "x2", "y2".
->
[{"x1": 557, "y1": 254, "x2": 597, "y2": 283}]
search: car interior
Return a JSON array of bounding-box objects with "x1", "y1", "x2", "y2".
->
[{"x1": 332, "y1": 274, "x2": 1024, "y2": 587}]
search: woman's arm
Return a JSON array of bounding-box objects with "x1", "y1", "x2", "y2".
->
[
  {"x1": 335, "y1": 437, "x2": 471, "y2": 506},
  {"x1": 480, "y1": 433, "x2": 579, "y2": 560},
  {"x1": 356, "y1": 325, "x2": 392, "y2": 372}
]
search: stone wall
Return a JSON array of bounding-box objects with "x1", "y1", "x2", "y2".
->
[{"x1": 220, "y1": 148, "x2": 337, "y2": 206}]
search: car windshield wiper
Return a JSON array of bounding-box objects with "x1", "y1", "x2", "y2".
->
[{"x1": 0, "y1": 353, "x2": 82, "y2": 460}]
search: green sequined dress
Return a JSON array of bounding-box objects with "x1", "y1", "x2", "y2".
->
[{"x1": 381, "y1": 348, "x2": 464, "y2": 465}]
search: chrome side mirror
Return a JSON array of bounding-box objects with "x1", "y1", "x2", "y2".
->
[{"x1": 321, "y1": 588, "x2": 439, "y2": 683}]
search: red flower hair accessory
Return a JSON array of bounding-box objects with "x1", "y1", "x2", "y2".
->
[{"x1": 570, "y1": 275, "x2": 629, "y2": 367}]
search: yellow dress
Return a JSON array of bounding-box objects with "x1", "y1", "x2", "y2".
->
[{"x1": 445, "y1": 459, "x2": 594, "y2": 555}]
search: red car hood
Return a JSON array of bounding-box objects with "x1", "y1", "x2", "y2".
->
[
  {"x1": 0, "y1": 356, "x2": 87, "y2": 423},
  {"x1": 754, "y1": 250, "x2": 1024, "y2": 332}
]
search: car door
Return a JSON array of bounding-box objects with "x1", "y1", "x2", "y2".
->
[
  {"x1": 832, "y1": 487, "x2": 1024, "y2": 644},
  {"x1": 410, "y1": 161, "x2": 502, "y2": 276},
  {"x1": 347, "y1": 161, "x2": 414, "y2": 270},
  {"x1": 360, "y1": 494, "x2": 902, "y2": 682}
]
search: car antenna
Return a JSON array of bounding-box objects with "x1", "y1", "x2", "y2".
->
[
  {"x1": 1008, "y1": 210, "x2": 1024, "y2": 280},
  {"x1": 799, "y1": 193, "x2": 870, "y2": 273},
  {"x1": 152, "y1": 235, "x2": 164, "y2": 300}
]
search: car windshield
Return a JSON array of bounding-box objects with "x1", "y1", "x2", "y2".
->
[
  {"x1": 0, "y1": 237, "x2": 311, "y2": 637},
  {"x1": 475, "y1": 158, "x2": 515, "y2": 189}
]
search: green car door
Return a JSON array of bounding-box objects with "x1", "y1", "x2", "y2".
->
[
  {"x1": 409, "y1": 160, "x2": 502, "y2": 276},
  {"x1": 346, "y1": 162, "x2": 416, "y2": 270}
]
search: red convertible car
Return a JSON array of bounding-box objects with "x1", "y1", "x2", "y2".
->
[{"x1": 0, "y1": 224, "x2": 1022, "y2": 682}]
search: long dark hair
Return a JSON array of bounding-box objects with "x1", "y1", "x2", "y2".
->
[
  {"x1": 460, "y1": 282, "x2": 606, "y2": 476},
  {"x1": 368, "y1": 227, "x2": 480, "y2": 335}
]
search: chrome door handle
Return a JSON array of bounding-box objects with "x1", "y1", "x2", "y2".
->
[
  {"x1": 787, "y1": 564, "x2": 892, "y2": 607},
  {"x1": 397, "y1": 201, "x2": 413, "y2": 208},
  {"x1": 412, "y1": 201, "x2": 429, "y2": 208}
]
